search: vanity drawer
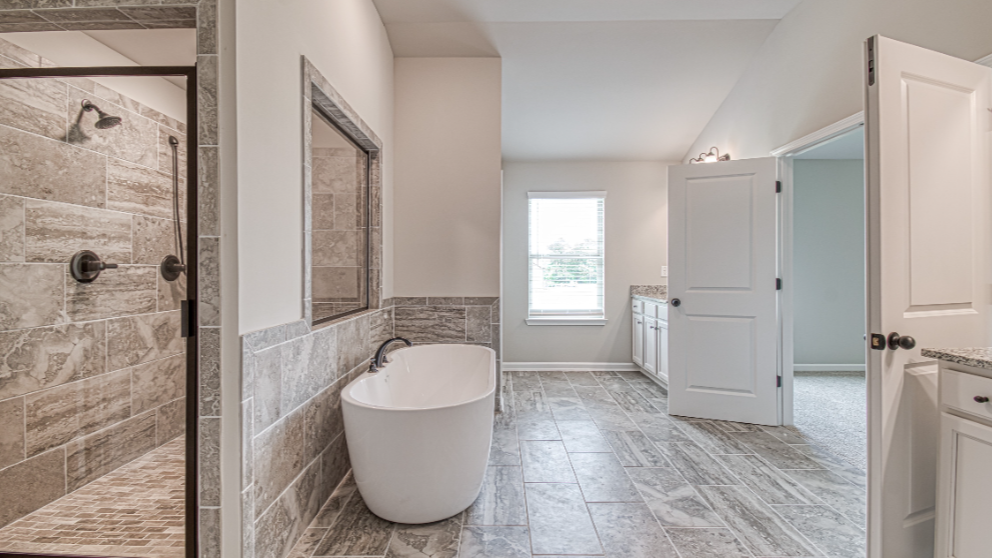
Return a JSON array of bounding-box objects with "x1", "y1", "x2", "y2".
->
[
  {"x1": 631, "y1": 299, "x2": 643, "y2": 314},
  {"x1": 941, "y1": 369, "x2": 992, "y2": 420},
  {"x1": 657, "y1": 302, "x2": 667, "y2": 322},
  {"x1": 644, "y1": 302, "x2": 658, "y2": 318}
]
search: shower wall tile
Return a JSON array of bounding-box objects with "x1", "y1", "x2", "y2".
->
[
  {"x1": 25, "y1": 200, "x2": 131, "y2": 263},
  {"x1": 312, "y1": 230, "x2": 361, "y2": 267},
  {"x1": 304, "y1": 384, "x2": 343, "y2": 465},
  {"x1": 157, "y1": 269, "x2": 186, "y2": 311},
  {"x1": 196, "y1": 0, "x2": 218, "y2": 54},
  {"x1": 0, "y1": 126, "x2": 106, "y2": 208},
  {"x1": 0, "y1": 322, "x2": 106, "y2": 400},
  {"x1": 200, "y1": 416, "x2": 221, "y2": 507},
  {"x1": 131, "y1": 353, "x2": 186, "y2": 414},
  {"x1": 24, "y1": 368, "x2": 131, "y2": 457},
  {"x1": 66, "y1": 86, "x2": 158, "y2": 168},
  {"x1": 332, "y1": 192, "x2": 359, "y2": 230},
  {"x1": 197, "y1": 55, "x2": 218, "y2": 145},
  {"x1": 65, "y1": 264, "x2": 157, "y2": 321},
  {"x1": 0, "y1": 448, "x2": 65, "y2": 529},
  {"x1": 0, "y1": 76, "x2": 67, "y2": 140},
  {"x1": 0, "y1": 263, "x2": 65, "y2": 329},
  {"x1": 253, "y1": 346, "x2": 282, "y2": 433},
  {"x1": 313, "y1": 193, "x2": 334, "y2": 230},
  {"x1": 198, "y1": 145, "x2": 219, "y2": 236},
  {"x1": 133, "y1": 215, "x2": 174, "y2": 265},
  {"x1": 156, "y1": 396, "x2": 185, "y2": 445},
  {"x1": 394, "y1": 306, "x2": 467, "y2": 343},
  {"x1": 106, "y1": 310, "x2": 183, "y2": 371},
  {"x1": 0, "y1": 195, "x2": 25, "y2": 262},
  {"x1": 199, "y1": 236, "x2": 221, "y2": 326},
  {"x1": 254, "y1": 409, "x2": 306, "y2": 517},
  {"x1": 66, "y1": 409, "x2": 157, "y2": 491},
  {"x1": 107, "y1": 159, "x2": 174, "y2": 219},
  {"x1": 0, "y1": 396, "x2": 25, "y2": 469},
  {"x1": 199, "y1": 327, "x2": 221, "y2": 417},
  {"x1": 312, "y1": 266, "x2": 361, "y2": 301}
]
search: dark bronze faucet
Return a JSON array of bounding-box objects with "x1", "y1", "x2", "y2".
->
[{"x1": 369, "y1": 337, "x2": 412, "y2": 372}]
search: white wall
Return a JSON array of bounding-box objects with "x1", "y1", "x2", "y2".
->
[
  {"x1": 502, "y1": 161, "x2": 670, "y2": 364},
  {"x1": 236, "y1": 0, "x2": 395, "y2": 333},
  {"x1": 393, "y1": 57, "x2": 502, "y2": 296},
  {"x1": 685, "y1": 0, "x2": 992, "y2": 160},
  {"x1": 793, "y1": 159, "x2": 865, "y2": 367}
]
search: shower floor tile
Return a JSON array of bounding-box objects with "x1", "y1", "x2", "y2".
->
[
  {"x1": 0, "y1": 436, "x2": 185, "y2": 558},
  {"x1": 290, "y1": 371, "x2": 867, "y2": 558}
]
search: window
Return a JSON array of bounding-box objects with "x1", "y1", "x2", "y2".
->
[{"x1": 527, "y1": 191, "x2": 606, "y2": 325}]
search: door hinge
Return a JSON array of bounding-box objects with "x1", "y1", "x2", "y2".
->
[
  {"x1": 777, "y1": 376, "x2": 782, "y2": 388},
  {"x1": 776, "y1": 278, "x2": 782, "y2": 290},
  {"x1": 867, "y1": 36, "x2": 875, "y2": 86},
  {"x1": 181, "y1": 299, "x2": 196, "y2": 338},
  {"x1": 775, "y1": 180, "x2": 782, "y2": 193}
]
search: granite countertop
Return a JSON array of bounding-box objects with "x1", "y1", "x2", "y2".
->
[
  {"x1": 631, "y1": 285, "x2": 666, "y2": 303},
  {"x1": 921, "y1": 347, "x2": 992, "y2": 369}
]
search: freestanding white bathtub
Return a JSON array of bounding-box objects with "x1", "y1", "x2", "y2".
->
[{"x1": 341, "y1": 344, "x2": 496, "y2": 524}]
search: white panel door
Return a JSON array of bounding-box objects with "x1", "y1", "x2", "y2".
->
[
  {"x1": 668, "y1": 157, "x2": 779, "y2": 425},
  {"x1": 864, "y1": 35, "x2": 992, "y2": 558}
]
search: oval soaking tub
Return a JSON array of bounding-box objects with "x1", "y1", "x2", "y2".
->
[{"x1": 341, "y1": 344, "x2": 496, "y2": 523}]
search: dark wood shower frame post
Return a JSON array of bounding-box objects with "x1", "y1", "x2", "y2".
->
[{"x1": 0, "y1": 65, "x2": 200, "y2": 558}]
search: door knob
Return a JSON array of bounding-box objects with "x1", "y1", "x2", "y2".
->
[
  {"x1": 670, "y1": 298, "x2": 681, "y2": 307},
  {"x1": 887, "y1": 332, "x2": 916, "y2": 350},
  {"x1": 974, "y1": 396, "x2": 989, "y2": 403},
  {"x1": 70, "y1": 250, "x2": 118, "y2": 283}
]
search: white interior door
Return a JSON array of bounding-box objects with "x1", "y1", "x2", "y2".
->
[
  {"x1": 668, "y1": 157, "x2": 780, "y2": 425},
  {"x1": 864, "y1": 35, "x2": 991, "y2": 558}
]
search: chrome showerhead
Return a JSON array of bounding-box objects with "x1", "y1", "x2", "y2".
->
[{"x1": 81, "y1": 100, "x2": 122, "y2": 129}]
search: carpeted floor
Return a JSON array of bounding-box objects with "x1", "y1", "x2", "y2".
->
[{"x1": 793, "y1": 371, "x2": 867, "y2": 470}]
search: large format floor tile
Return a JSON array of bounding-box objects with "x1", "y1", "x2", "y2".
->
[{"x1": 524, "y1": 483, "x2": 603, "y2": 555}]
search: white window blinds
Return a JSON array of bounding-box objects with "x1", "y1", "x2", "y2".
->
[{"x1": 528, "y1": 192, "x2": 606, "y2": 318}]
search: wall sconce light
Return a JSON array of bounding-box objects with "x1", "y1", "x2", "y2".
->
[{"x1": 689, "y1": 147, "x2": 730, "y2": 164}]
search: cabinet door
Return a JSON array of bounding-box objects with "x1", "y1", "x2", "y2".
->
[
  {"x1": 657, "y1": 321, "x2": 668, "y2": 383},
  {"x1": 644, "y1": 318, "x2": 657, "y2": 374},
  {"x1": 935, "y1": 412, "x2": 992, "y2": 558},
  {"x1": 632, "y1": 314, "x2": 644, "y2": 368}
]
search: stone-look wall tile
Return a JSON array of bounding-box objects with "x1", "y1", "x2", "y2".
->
[
  {"x1": 106, "y1": 310, "x2": 183, "y2": 371},
  {"x1": 131, "y1": 353, "x2": 185, "y2": 414},
  {"x1": 395, "y1": 306, "x2": 467, "y2": 343},
  {"x1": 0, "y1": 195, "x2": 25, "y2": 262},
  {"x1": 157, "y1": 269, "x2": 186, "y2": 311},
  {"x1": 465, "y1": 297, "x2": 498, "y2": 306},
  {"x1": 137, "y1": 101, "x2": 185, "y2": 131},
  {"x1": 312, "y1": 230, "x2": 361, "y2": 267},
  {"x1": 281, "y1": 334, "x2": 322, "y2": 413},
  {"x1": 107, "y1": 159, "x2": 174, "y2": 219},
  {"x1": 492, "y1": 323, "x2": 501, "y2": 356},
  {"x1": 242, "y1": 399, "x2": 253, "y2": 490},
  {"x1": 200, "y1": 506, "x2": 221, "y2": 558},
  {"x1": 0, "y1": 448, "x2": 65, "y2": 529},
  {"x1": 199, "y1": 236, "x2": 221, "y2": 326},
  {"x1": 132, "y1": 215, "x2": 173, "y2": 265},
  {"x1": 335, "y1": 314, "x2": 371, "y2": 373},
  {"x1": 0, "y1": 126, "x2": 107, "y2": 208},
  {"x1": 310, "y1": 325, "x2": 338, "y2": 384},
  {"x1": 242, "y1": 487, "x2": 255, "y2": 558},
  {"x1": 156, "y1": 396, "x2": 185, "y2": 444},
  {"x1": 25, "y1": 200, "x2": 131, "y2": 263},
  {"x1": 196, "y1": 0, "x2": 217, "y2": 54},
  {"x1": 89, "y1": 81, "x2": 140, "y2": 113},
  {"x1": 254, "y1": 486, "x2": 304, "y2": 558},
  {"x1": 197, "y1": 55, "x2": 218, "y2": 145},
  {"x1": 321, "y1": 431, "x2": 351, "y2": 502},
  {"x1": 369, "y1": 307, "x2": 393, "y2": 350},
  {"x1": 0, "y1": 72, "x2": 66, "y2": 140},
  {"x1": 394, "y1": 297, "x2": 427, "y2": 306},
  {"x1": 467, "y1": 306, "x2": 492, "y2": 343},
  {"x1": 428, "y1": 297, "x2": 464, "y2": 306},
  {"x1": 0, "y1": 36, "x2": 45, "y2": 67},
  {"x1": 286, "y1": 319, "x2": 311, "y2": 341},
  {"x1": 312, "y1": 266, "x2": 361, "y2": 301},
  {"x1": 0, "y1": 263, "x2": 64, "y2": 329},
  {"x1": 200, "y1": 327, "x2": 221, "y2": 416},
  {"x1": 253, "y1": 345, "x2": 282, "y2": 433},
  {"x1": 0, "y1": 396, "x2": 25, "y2": 469},
  {"x1": 24, "y1": 368, "x2": 130, "y2": 456},
  {"x1": 244, "y1": 323, "x2": 287, "y2": 353},
  {"x1": 200, "y1": 416, "x2": 220, "y2": 507},
  {"x1": 313, "y1": 193, "x2": 334, "y2": 230},
  {"x1": 66, "y1": 264, "x2": 157, "y2": 321},
  {"x1": 332, "y1": 191, "x2": 359, "y2": 230},
  {"x1": 198, "y1": 145, "x2": 219, "y2": 236},
  {"x1": 254, "y1": 409, "x2": 305, "y2": 517},
  {"x1": 157, "y1": 125, "x2": 186, "y2": 175},
  {"x1": 304, "y1": 383, "x2": 343, "y2": 464},
  {"x1": 66, "y1": 410, "x2": 156, "y2": 491},
  {"x1": 0, "y1": 321, "x2": 106, "y2": 400},
  {"x1": 66, "y1": 86, "x2": 158, "y2": 168}
]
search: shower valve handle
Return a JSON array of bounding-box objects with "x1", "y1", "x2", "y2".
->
[{"x1": 70, "y1": 250, "x2": 117, "y2": 283}]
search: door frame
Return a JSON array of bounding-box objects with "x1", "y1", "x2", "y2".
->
[{"x1": 0, "y1": 65, "x2": 199, "y2": 558}]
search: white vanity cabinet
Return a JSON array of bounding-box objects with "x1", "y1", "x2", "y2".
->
[
  {"x1": 934, "y1": 360, "x2": 992, "y2": 558},
  {"x1": 631, "y1": 296, "x2": 668, "y2": 384}
]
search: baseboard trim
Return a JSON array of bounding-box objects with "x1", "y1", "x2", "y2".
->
[
  {"x1": 794, "y1": 364, "x2": 866, "y2": 372},
  {"x1": 503, "y1": 362, "x2": 640, "y2": 372}
]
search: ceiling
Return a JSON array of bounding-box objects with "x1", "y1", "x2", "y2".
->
[
  {"x1": 795, "y1": 127, "x2": 864, "y2": 160},
  {"x1": 375, "y1": 0, "x2": 800, "y2": 161}
]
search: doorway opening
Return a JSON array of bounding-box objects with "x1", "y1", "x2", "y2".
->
[
  {"x1": 0, "y1": 30, "x2": 197, "y2": 558},
  {"x1": 789, "y1": 126, "x2": 867, "y2": 470}
]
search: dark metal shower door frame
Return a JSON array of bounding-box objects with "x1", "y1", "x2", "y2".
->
[{"x1": 0, "y1": 65, "x2": 200, "y2": 558}]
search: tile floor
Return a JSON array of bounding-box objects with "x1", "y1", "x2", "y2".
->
[
  {"x1": 288, "y1": 370, "x2": 867, "y2": 558},
  {"x1": 0, "y1": 436, "x2": 185, "y2": 558}
]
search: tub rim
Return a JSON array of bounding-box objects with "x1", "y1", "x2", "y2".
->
[{"x1": 341, "y1": 344, "x2": 497, "y2": 412}]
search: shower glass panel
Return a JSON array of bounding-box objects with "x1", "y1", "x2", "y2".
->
[
  {"x1": 311, "y1": 107, "x2": 370, "y2": 324},
  {"x1": 0, "y1": 71, "x2": 190, "y2": 558}
]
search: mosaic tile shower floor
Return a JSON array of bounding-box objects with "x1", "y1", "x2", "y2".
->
[
  {"x1": 0, "y1": 436, "x2": 185, "y2": 558},
  {"x1": 287, "y1": 371, "x2": 867, "y2": 558}
]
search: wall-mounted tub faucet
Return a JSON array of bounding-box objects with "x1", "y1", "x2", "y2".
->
[{"x1": 369, "y1": 337, "x2": 412, "y2": 372}]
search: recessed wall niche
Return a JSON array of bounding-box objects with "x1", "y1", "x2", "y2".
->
[{"x1": 309, "y1": 107, "x2": 370, "y2": 323}]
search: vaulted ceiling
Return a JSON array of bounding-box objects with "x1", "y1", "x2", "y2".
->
[{"x1": 374, "y1": 0, "x2": 801, "y2": 161}]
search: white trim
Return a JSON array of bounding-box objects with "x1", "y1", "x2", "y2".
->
[
  {"x1": 525, "y1": 317, "x2": 607, "y2": 326},
  {"x1": 771, "y1": 112, "x2": 865, "y2": 157},
  {"x1": 503, "y1": 361, "x2": 639, "y2": 371},
  {"x1": 794, "y1": 364, "x2": 867, "y2": 372},
  {"x1": 527, "y1": 191, "x2": 606, "y2": 199},
  {"x1": 975, "y1": 54, "x2": 992, "y2": 67}
]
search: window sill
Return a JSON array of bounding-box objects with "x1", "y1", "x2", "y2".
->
[{"x1": 526, "y1": 317, "x2": 608, "y2": 326}]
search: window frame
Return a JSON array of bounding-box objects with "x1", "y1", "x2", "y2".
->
[{"x1": 525, "y1": 191, "x2": 608, "y2": 326}]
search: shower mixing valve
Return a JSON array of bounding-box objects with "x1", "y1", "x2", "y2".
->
[{"x1": 70, "y1": 250, "x2": 118, "y2": 283}]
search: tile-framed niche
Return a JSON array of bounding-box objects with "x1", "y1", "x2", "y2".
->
[{"x1": 301, "y1": 57, "x2": 384, "y2": 326}]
